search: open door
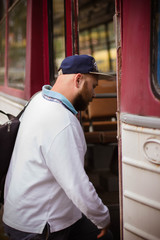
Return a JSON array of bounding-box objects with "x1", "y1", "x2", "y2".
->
[{"x1": 117, "y1": 0, "x2": 160, "y2": 239}]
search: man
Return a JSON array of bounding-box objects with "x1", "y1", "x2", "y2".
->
[{"x1": 3, "y1": 55, "x2": 113, "y2": 240}]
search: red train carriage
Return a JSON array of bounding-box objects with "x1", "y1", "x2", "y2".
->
[
  {"x1": 0, "y1": 0, "x2": 160, "y2": 240},
  {"x1": 117, "y1": 0, "x2": 160, "y2": 239}
]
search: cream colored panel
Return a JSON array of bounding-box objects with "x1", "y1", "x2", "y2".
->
[
  {"x1": 124, "y1": 229, "x2": 144, "y2": 240},
  {"x1": 122, "y1": 122, "x2": 160, "y2": 240}
]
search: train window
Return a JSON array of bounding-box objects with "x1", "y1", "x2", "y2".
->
[
  {"x1": 0, "y1": 20, "x2": 5, "y2": 86},
  {"x1": 151, "y1": 0, "x2": 160, "y2": 98},
  {"x1": 8, "y1": 0, "x2": 27, "y2": 90},
  {"x1": 0, "y1": 1, "x2": 6, "y2": 86},
  {"x1": 79, "y1": 0, "x2": 116, "y2": 73},
  {"x1": 79, "y1": 1, "x2": 119, "y2": 239},
  {"x1": 52, "y1": 0, "x2": 65, "y2": 80}
]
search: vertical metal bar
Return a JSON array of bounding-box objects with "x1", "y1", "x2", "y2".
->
[
  {"x1": 105, "y1": 24, "x2": 112, "y2": 71},
  {"x1": 65, "y1": 0, "x2": 73, "y2": 56},
  {"x1": 72, "y1": 0, "x2": 79, "y2": 54},
  {"x1": 114, "y1": 0, "x2": 123, "y2": 239},
  {"x1": 46, "y1": 0, "x2": 54, "y2": 85}
]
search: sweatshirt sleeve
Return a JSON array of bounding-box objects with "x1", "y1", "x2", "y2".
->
[{"x1": 45, "y1": 122, "x2": 110, "y2": 229}]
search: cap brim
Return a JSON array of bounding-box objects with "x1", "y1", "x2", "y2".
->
[{"x1": 89, "y1": 72, "x2": 116, "y2": 80}]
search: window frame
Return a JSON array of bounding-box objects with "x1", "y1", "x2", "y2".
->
[
  {"x1": 0, "y1": 0, "x2": 46, "y2": 100},
  {"x1": 151, "y1": 0, "x2": 160, "y2": 99},
  {"x1": 0, "y1": 0, "x2": 27, "y2": 99},
  {"x1": 7, "y1": 0, "x2": 27, "y2": 90},
  {"x1": 48, "y1": 0, "x2": 79, "y2": 84}
]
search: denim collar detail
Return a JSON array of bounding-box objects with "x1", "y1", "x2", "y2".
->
[{"x1": 42, "y1": 85, "x2": 78, "y2": 115}]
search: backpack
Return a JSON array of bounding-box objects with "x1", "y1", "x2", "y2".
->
[
  {"x1": 0, "y1": 108, "x2": 25, "y2": 204},
  {"x1": 0, "y1": 92, "x2": 39, "y2": 204}
]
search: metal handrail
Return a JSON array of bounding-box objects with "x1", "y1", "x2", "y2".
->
[{"x1": 95, "y1": 93, "x2": 117, "y2": 98}]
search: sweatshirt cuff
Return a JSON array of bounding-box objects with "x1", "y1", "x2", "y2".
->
[{"x1": 97, "y1": 211, "x2": 110, "y2": 229}]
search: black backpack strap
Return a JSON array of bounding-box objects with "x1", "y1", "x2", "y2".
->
[
  {"x1": 16, "y1": 107, "x2": 26, "y2": 119},
  {"x1": 0, "y1": 110, "x2": 15, "y2": 120}
]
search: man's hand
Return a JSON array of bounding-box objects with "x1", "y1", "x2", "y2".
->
[{"x1": 97, "y1": 225, "x2": 109, "y2": 239}]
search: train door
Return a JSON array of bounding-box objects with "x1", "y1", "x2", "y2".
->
[
  {"x1": 0, "y1": 0, "x2": 120, "y2": 239},
  {"x1": 50, "y1": 1, "x2": 120, "y2": 238},
  {"x1": 78, "y1": 1, "x2": 120, "y2": 239},
  {"x1": 116, "y1": 0, "x2": 160, "y2": 239}
]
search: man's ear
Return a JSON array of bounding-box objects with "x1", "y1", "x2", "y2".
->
[{"x1": 74, "y1": 73, "x2": 84, "y2": 88}]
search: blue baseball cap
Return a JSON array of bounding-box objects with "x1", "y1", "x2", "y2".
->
[{"x1": 58, "y1": 55, "x2": 114, "y2": 79}]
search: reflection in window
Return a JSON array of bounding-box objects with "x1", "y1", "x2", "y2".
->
[
  {"x1": 8, "y1": 0, "x2": 18, "y2": 8},
  {"x1": 52, "y1": 0, "x2": 65, "y2": 80},
  {"x1": 0, "y1": 0, "x2": 6, "y2": 21},
  {"x1": 0, "y1": 20, "x2": 5, "y2": 85},
  {"x1": 79, "y1": 0, "x2": 116, "y2": 73},
  {"x1": 151, "y1": 0, "x2": 160, "y2": 97},
  {"x1": 8, "y1": 0, "x2": 27, "y2": 89}
]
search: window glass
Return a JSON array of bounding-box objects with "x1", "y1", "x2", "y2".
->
[
  {"x1": 52, "y1": 0, "x2": 65, "y2": 79},
  {"x1": 151, "y1": 0, "x2": 160, "y2": 97},
  {"x1": 108, "y1": 21, "x2": 116, "y2": 71},
  {"x1": 79, "y1": 0, "x2": 118, "y2": 221},
  {"x1": 8, "y1": 0, "x2": 27, "y2": 89},
  {"x1": 79, "y1": 0, "x2": 116, "y2": 74},
  {"x1": 79, "y1": 30, "x2": 91, "y2": 55},
  {"x1": 0, "y1": 20, "x2": 5, "y2": 85},
  {"x1": 0, "y1": 0, "x2": 6, "y2": 21},
  {"x1": 0, "y1": 0, "x2": 6, "y2": 85},
  {"x1": 8, "y1": 0, "x2": 18, "y2": 8}
]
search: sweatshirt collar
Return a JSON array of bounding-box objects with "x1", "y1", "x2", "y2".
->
[{"x1": 42, "y1": 85, "x2": 78, "y2": 115}]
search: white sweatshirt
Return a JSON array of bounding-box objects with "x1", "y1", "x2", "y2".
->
[{"x1": 3, "y1": 86, "x2": 110, "y2": 233}]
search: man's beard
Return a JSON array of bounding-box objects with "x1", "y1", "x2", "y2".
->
[{"x1": 73, "y1": 93, "x2": 90, "y2": 111}]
